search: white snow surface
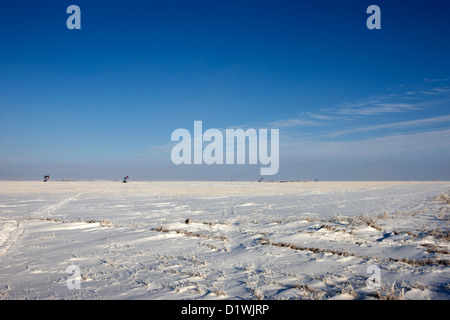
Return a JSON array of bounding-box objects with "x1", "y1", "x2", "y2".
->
[{"x1": 0, "y1": 180, "x2": 449, "y2": 300}]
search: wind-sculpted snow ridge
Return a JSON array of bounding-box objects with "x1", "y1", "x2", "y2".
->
[{"x1": 0, "y1": 181, "x2": 449, "y2": 300}]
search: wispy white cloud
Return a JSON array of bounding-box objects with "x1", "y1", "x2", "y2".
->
[
  {"x1": 433, "y1": 87, "x2": 450, "y2": 92},
  {"x1": 424, "y1": 78, "x2": 449, "y2": 83},
  {"x1": 309, "y1": 114, "x2": 339, "y2": 121},
  {"x1": 267, "y1": 118, "x2": 321, "y2": 128},
  {"x1": 335, "y1": 102, "x2": 420, "y2": 115},
  {"x1": 281, "y1": 129, "x2": 450, "y2": 161},
  {"x1": 265, "y1": 82, "x2": 450, "y2": 136},
  {"x1": 323, "y1": 114, "x2": 450, "y2": 138}
]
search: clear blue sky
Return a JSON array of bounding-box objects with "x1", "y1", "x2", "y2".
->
[{"x1": 1, "y1": 0, "x2": 449, "y2": 180}]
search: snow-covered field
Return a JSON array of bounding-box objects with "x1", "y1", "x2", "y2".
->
[{"x1": 0, "y1": 180, "x2": 449, "y2": 300}]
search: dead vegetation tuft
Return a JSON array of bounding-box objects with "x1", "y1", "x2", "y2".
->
[
  {"x1": 175, "y1": 229, "x2": 229, "y2": 242},
  {"x1": 26, "y1": 217, "x2": 112, "y2": 227},
  {"x1": 367, "y1": 282, "x2": 406, "y2": 300},
  {"x1": 259, "y1": 238, "x2": 450, "y2": 266},
  {"x1": 434, "y1": 193, "x2": 450, "y2": 204},
  {"x1": 154, "y1": 226, "x2": 169, "y2": 233},
  {"x1": 259, "y1": 238, "x2": 356, "y2": 257},
  {"x1": 27, "y1": 217, "x2": 66, "y2": 223},
  {"x1": 292, "y1": 284, "x2": 326, "y2": 300},
  {"x1": 152, "y1": 226, "x2": 229, "y2": 242},
  {"x1": 393, "y1": 227, "x2": 450, "y2": 242},
  {"x1": 421, "y1": 243, "x2": 449, "y2": 255}
]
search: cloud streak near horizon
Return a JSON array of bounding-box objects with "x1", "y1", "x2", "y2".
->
[{"x1": 266, "y1": 82, "x2": 450, "y2": 141}]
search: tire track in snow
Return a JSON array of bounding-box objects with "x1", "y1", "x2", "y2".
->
[
  {"x1": 0, "y1": 193, "x2": 84, "y2": 257},
  {"x1": 0, "y1": 220, "x2": 24, "y2": 257},
  {"x1": 222, "y1": 196, "x2": 254, "y2": 220},
  {"x1": 29, "y1": 192, "x2": 84, "y2": 218}
]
